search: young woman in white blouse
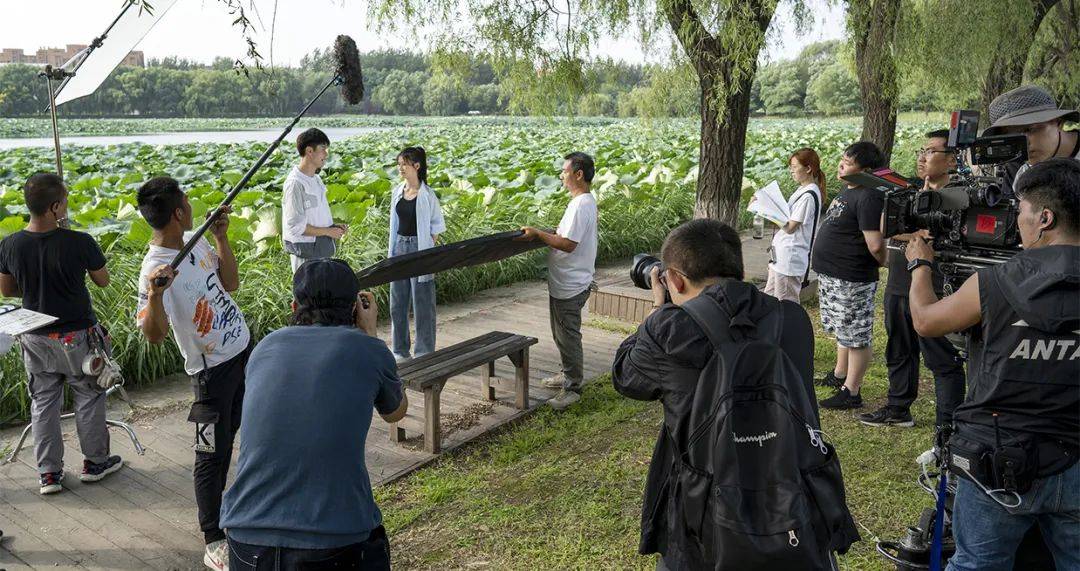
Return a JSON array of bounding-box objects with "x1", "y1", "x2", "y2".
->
[
  {"x1": 388, "y1": 146, "x2": 446, "y2": 360},
  {"x1": 765, "y1": 147, "x2": 825, "y2": 303}
]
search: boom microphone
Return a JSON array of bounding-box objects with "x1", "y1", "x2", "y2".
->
[
  {"x1": 154, "y1": 35, "x2": 364, "y2": 286},
  {"x1": 334, "y1": 35, "x2": 364, "y2": 105}
]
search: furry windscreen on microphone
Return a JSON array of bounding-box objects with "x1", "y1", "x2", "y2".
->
[{"x1": 333, "y1": 35, "x2": 364, "y2": 105}]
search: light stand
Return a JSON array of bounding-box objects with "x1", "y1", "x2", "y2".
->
[{"x1": 39, "y1": 0, "x2": 135, "y2": 176}]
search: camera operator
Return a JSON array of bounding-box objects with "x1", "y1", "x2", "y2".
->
[
  {"x1": 0, "y1": 173, "x2": 123, "y2": 495},
  {"x1": 982, "y1": 85, "x2": 1078, "y2": 190},
  {"x1": 220, "y1": 259, "x2": 407, "y2": 570},
  {"x1": 860, "y1": 130, "x2": 966, "y2": 430},
  {"x1": 611, "y1": 219, "x2": 822, "y2": 569},
  {"x1": 905, "y1": 158, "x2": 1080, "y2": 570}
]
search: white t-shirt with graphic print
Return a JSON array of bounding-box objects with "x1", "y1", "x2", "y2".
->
[{"x1": 137, "y1": 234, "x2": 250, "y2": 375}]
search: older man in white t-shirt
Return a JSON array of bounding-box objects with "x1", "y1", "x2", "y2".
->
[
  {"x1": 521, "y1": 152, "x2": 598, "y2": 411},
  {"x1": 282, "y1": 128, "x2": 347, "y2": 273}
]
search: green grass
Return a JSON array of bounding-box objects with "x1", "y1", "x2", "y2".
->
[{"x1": 377, "y1": 274, "x2": 941, "y2": 570}]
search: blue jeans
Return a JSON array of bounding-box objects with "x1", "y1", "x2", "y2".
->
[
  {"x1": 390, "y1": 235, "x2": 436, "y2": 359},
  {"x1": 227, "y1": 527, "x2": 390, "y2": 570},
  {"x1": 947, "y1": 461, "x2": 1080, "y2": 571}
]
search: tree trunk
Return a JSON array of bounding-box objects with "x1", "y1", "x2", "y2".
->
[
  {"x1": 979, "y1": 0, "x2": 1059, "y2": 115},
  {"x1": 694, "y1": 72, "x2": 754, "y2": 224},
  {"x1": 851, "y1": 0, "x2": 901, "y2": 161},
  {"x1": 663, "y1": 0, "x2": 775, "y2": 225},
  {"x1": 859, "y1": 88, "x2": 897, "y2": 162}
]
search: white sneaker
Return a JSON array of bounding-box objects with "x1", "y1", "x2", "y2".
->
[
  {"x1": 394, "y1": 353, "x2": 410, "y2": 363},
  {"x1": 548, "y1": 389, "x2": 581, "y2": 411},
  {"x1": 204, "y1": 539, "x2": 229, "y2": 571},
  {"x1": 542, "y1": 373, "x2": 566, "y2": 389}
]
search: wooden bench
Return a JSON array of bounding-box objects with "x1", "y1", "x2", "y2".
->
[{"x1": 390, "y1": 331, "x2": 538, "y2": 454}]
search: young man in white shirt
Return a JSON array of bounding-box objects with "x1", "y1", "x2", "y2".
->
[
  {"x1": 521, "y1": 152, "x2": 598, "y2": 411},
  {"x1": 282, "y1": 128, "x2": 347, "y2": 273},
  {"x1": 135, "y1": 176, "x2": 252, "y2": 571}
]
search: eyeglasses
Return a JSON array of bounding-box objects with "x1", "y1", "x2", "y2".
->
[
  {"x1": 657, "y1": 266, "x2": 687, "y2": 290},
  {"x1": 916, "y1": 149, "x2": 952, "y2": 158}
]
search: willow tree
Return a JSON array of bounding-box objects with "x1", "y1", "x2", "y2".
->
[
  {"x1": 847, "y1": 0, "x2": 902, "y2": 161},
  {"x1": 893, "y1": 0, "x2": 1065, "y2": 115},
  {"x1": 367, "y1": 0, "x2": 782, "y2": 224}
]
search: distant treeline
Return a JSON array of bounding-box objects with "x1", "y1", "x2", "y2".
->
[{"x1": 0, "y1": 39, "x2": 1069, "y2": 119}]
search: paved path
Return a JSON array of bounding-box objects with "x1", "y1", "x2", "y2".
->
[{"x1": 0, "y1": 234, "x2": 776, "y2": 570}]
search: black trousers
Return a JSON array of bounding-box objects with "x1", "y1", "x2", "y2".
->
[
  {"x1": 228, "y1": 526, "x2": 391, "y2": 570},
  {"x1": 189, "y1": 346, "x2": 250, "y2": 544},
  {"x1": 884, "y1": 294, "x2": 966, "y2": 426}
]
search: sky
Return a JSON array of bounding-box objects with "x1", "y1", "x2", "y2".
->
[{"x1": 1, "y1": 0, "x2": 846, "y2": 67}]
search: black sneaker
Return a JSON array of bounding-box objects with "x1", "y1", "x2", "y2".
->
[
  {"x1": 820, "y1": 386, "x2": 863, "y2": 410},
  {"x1": 858, "y1": 406, "x2": 915, "y2": 427},
  {"x1": 816, "y1": 371, "x2": 845, "y2": 389},
  {"x1": 80, "y1": 455, "x2": 123, "y2": 482},
  {"x1": 39, "y1": 471, "x2": 64, "y2": 495}
]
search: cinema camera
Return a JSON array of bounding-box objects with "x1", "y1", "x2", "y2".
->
[{"x1": 845, "y1": 110, "x2": 1028, "y2": 293}]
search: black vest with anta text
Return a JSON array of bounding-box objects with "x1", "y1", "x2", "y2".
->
[{"x1": 955, "y1": 246, "x2": 1080, "y2": 454}]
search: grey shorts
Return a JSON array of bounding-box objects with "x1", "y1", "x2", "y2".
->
[{"x1": 818, "y1": 274, "x2": 878, "y2": 348}]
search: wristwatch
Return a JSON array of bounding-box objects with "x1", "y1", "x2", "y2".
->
[{"x1": 906, "y1": 258, "x2": 933, "y2": 273}]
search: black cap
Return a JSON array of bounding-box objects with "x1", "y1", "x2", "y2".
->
[{"x1": 293, "y1": 258, "x2": 360, "y2": 310}]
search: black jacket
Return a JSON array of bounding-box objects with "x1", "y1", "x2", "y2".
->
[{"x1": 612, "y1": 280, "x2": 816, "y2": 565}]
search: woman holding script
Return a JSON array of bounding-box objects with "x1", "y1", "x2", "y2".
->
[{"x1": 763, "y1": 147, "x2": 825, "y2": 303}]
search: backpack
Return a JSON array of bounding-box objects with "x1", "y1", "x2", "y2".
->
[{"x1": 669, "y1": 293, "x2": 859, "y2": 570}]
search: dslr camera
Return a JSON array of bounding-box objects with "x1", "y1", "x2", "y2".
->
[{"x1": 846, "y1": 110, "x2": 1027, "y2": 292}]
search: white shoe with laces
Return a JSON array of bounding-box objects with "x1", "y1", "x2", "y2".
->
[
  {"x1": 548, "y1": 389, "x2": 581, "y2": 411},
  {"x1": 542, "y1": 372, "x2": 567, "y2": 389},
  {"x1": 204, "y1": 539, "x2": 229, "y2": 571}
]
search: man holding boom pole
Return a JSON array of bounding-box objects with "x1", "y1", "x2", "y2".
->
[{"x1": 134, "y1": 176, "x2": 251, "y2": 571}]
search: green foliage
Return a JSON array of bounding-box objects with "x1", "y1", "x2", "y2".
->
[
  {"x1": 0, "y1": 114, "x2": 941, "y2": 421},
  {"x1": 807, "y1": 61, "x2": 863, "y2": 115},
  {"x1": 467, "y1": 84, "x2": 502, "y2": 114},
  {"x1": 0, "y1": 64, "x2": 45, "y2": 117},
  {"x1": 423, "y1": 72, "x2": 467, "y2": 116},
  {"x1": 613, "y1": 65, "x2": 698, "y2": 118},
  {"x1": 0, "y1": 118, "x2": 700, "y2": 421},
  {"x1": 757, "y1": 60, "x2": 806, "y2": 115},
  {"x1": 372, "y1": 70, "x2": 429, "y2": 115},
  {"x1": 894, "y1": 0, "x2": 1076, "y2": 110},
  {"x1": 1025, "y1": 0, "x2": 1080, "y2": 109},
  {"x1": 578, "y1": 93, "x2": 615, "y2": 117}
]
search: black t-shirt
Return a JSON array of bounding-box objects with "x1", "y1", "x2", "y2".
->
[
  {"x1": 395, "y1": 197, "x2": 418, "y2": 237},
  {"x1": 0, "y1": 228, "x2": 106, "y2": 334},
  {"x1": 811, "y1": 185, "x2": 885, "y2": 282},
  {"x1": 885, "y1": 241, "x2": 946, "y2": 297}
]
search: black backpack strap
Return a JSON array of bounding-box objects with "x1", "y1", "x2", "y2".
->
[
  {"x1": 679, "y1": 294, "x2": 733, "y2": 348},
  {"x1": 794, "y1": 189, "x2": 821, "y2": 288}
]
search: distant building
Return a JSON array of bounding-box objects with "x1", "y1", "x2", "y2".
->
[{"x1": 0, "y1": 45, "x2": 144, "y2": 67}]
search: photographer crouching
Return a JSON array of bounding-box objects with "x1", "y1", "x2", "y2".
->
[
  {"x1": 904, "y1": 158, "x2": 1080, "y2": 570},
  {"x1": 219, "y1": 259, "x2": 407, "y2": 570}
]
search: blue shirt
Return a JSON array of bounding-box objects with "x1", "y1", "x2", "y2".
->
[{"x1": 220, "y1": 325, "x2": 404, "y2": 548}]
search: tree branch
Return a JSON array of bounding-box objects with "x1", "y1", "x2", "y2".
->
[{"x1": 661, "y1": 0, "x2": 719, "y2": 74}]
